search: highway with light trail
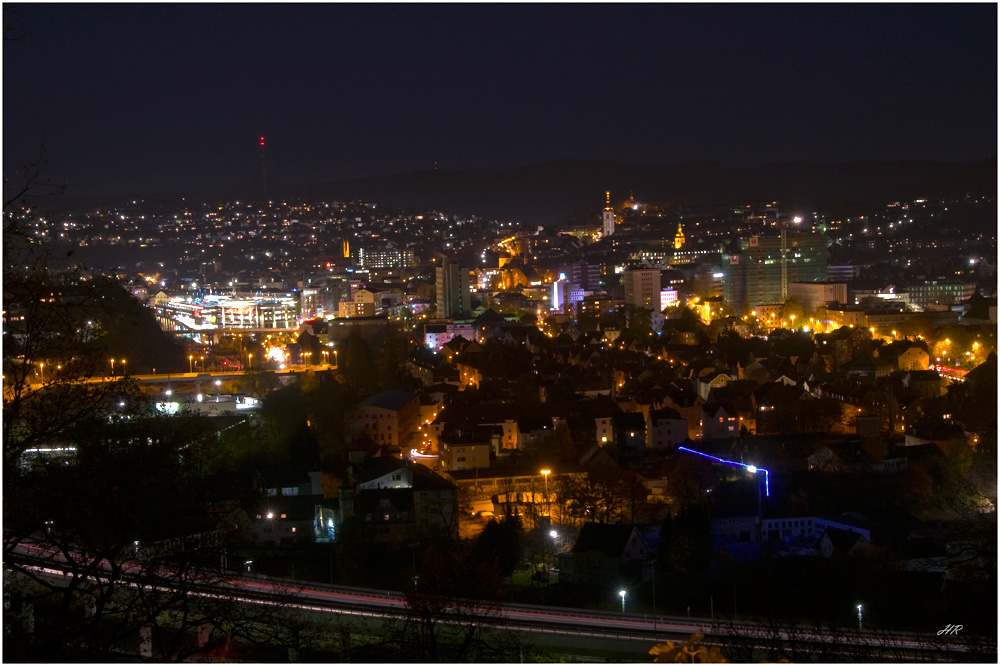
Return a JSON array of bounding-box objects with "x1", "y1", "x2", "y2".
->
[{"x1": 7, "y1": 540, "x2": 988, "y2": 661}]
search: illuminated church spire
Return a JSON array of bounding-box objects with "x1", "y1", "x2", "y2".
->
[
  {"x1": 674, "y1": 222, "x2": 685, "y2": 250},
  {"x1": 602, "y1": 191, "x2": 615, "y2": 237}
]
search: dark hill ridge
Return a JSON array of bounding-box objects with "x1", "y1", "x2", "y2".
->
[
  {"x1": 288, "y1": 158, "x2": 996, "y2": 225},
  {"x1": 44, "y1": 159, "x2": 996, "y2": 224}
]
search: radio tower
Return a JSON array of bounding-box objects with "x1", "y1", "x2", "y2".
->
[{"x1": 259, "y1": 135, "x2": 267, "y2": 200}]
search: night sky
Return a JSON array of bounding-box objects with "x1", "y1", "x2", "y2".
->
[{"x1": 3, "y1": 3, "x2": 996, "y2": 198}]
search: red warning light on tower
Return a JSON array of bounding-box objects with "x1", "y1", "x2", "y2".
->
[{"x1": 260, "y1": 136, "x2": 265, "y2": 146}]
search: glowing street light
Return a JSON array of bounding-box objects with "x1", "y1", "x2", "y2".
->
[
  {"x1": 188, "y1": 354, "x2": 194, "y2": 373},
  {"x1": 540, "y1": 469, "x2": 551, "y2": 519},
  {"x1": 679, "y1": 446, "x2": 770, "y2": 541},
  {"x1": 857, "y1": 604, "x2": 863, "y2": 630},
  {"x1": 619, "y1": 589, "x2": 627, "y2": 613},
  {"x1": 110, "y1": 358, "x2": 116, "y2": 377}
]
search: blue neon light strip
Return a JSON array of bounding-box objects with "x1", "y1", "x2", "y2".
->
[{"x1": 677, "y1": 446, "x2": 770, "y2": 497}]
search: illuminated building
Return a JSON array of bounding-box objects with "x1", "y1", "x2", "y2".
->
[
  {"x1": 905, "y1": 281, "x2": 977, "y2": 310},
  {"x1": 721, "y1": 232, "x2": 827, "y2": 311},
  {"x1": 623, "y1": 268, "x2": 661, "y2": 310},
  {"x1": 788, "y1": 281, "x2": 848, "y2": 314},
  {"x1": 157, "y1": 293, "x2": 298, "y2": 331},
  {"x1": 355, "y1": 389, "x2": 420, "y2": 450},
  {"x1": 602, "y1": 191, "x2": 616, "y2": 237},
  {"x1": 674, "y1": 222, "x2": 685, "y2": 249},
  {"x1": 351, "y1": 242, "x2": 416, "y2": 269}
]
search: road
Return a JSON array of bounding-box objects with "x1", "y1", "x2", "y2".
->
[{"x1": 7, "y1": 541, "x2": 987, "y2": 661}]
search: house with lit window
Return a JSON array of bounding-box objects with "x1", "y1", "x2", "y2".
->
[
  {"x1": 702, "y1": 403, "x2": 740, "y2": 440},
  {"x1": 647, "y1": 407, "x2": 689, "y2": 450},
  {"x1": 338, "y1": 454, "x2": 459, "y2": 541},
  {"x1": 354, "y1": 389, "x2": 419, "y2": 451}
]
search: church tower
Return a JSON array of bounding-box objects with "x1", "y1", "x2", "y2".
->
[
  {"x1": 674, "y1": 222, "x2": 685, "y2": 250},
  {"x1": 602, "y1": 191, "x2": 616, "y2": 237}
]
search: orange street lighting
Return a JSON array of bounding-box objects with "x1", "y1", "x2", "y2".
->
[
  {"x1": 188, "y1": 355, "x2": 194, "y2": 373},
  {"x1": 540, "y1": 469, "x2": 552, "y2": 517}
]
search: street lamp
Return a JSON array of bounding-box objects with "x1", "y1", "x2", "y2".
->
[
  {"x1": 619, "y1": 590, "x2": 627, "y2": 613},
  {"x1": 38, "y1": 362, "x2": 44, "y2": 384},
  {"x1": 110, "y1": 358, "x2": 116, "y2": 377},
  {"x1": 120, "y1": 359, "x2": 126, "y2": 375},
  {"x1": 857, "y1": 604, "x2": 863, "y2": 630},
  {"x1": 188, "y1": 355, "x2": 194, "y2": 373},
  {"x1": 678, "y1": 446, "x2": 771, "y2": 540},
  {"x1": 540, "y1": 469, "x2": 551, "y2": 520},
  {"x1": 247, "y1": 353, "x2": 253, "y2": 372}
]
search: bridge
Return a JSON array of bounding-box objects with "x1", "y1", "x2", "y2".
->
[{"x1": 25, "y1": 366, "x2": 338, "y2": 395}]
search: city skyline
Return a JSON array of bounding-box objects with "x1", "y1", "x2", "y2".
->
[
  {"x1": 3, "y1": 3, "x2": 997, "y2": 199},
  {"x1": 3, "y1": 4, "x2": 996, "y2": 661}
]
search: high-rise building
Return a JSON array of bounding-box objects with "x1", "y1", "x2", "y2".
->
[
  {"x1": 602, "y1": 191, "x2": 616, "y2": 237},
  {"x1": 722, "y1": 232, "x2": 827, "y2": 312},
  {"x1": 623, "y1": 268, "x2": 662, "y2": 310},
  {"x1": 436, "y1": 259, "x2": 471, "y2": 318},
  {"x1": 568, "y1": 259, "x2": 602, "y2": 290}
]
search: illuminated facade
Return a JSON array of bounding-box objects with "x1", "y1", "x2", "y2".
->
[
  {"x1": 602, "y1": 191, "x2": 616, "y2": 237},
  {"x1": 157, "y1": 293, "x2": 298, "y2": 330}
]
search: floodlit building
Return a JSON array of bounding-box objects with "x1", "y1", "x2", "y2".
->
[
  {"x1": 602, "y1": 191, "x2": 616, "y2": 237},
  {"x1": 789, "y1": 281, "x2": 848, "y2": 314}
]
